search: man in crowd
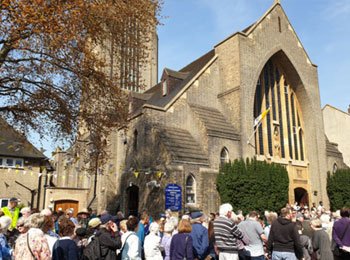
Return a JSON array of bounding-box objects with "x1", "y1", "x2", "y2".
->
[
  {"x1": 238, "y1": 211, "x2": 267, "y2": 260},
  {"x1": 214, "y1": 203, "x2": 244, "y2": 260},
  {"x1": 137, "y1": 211, "x2": 149, "y2": 255},
  {"x1": 332, "y1": 207, "x2": 350, "y2": 260},
  {"x1": 190, "y1": 211, "x2": 209, "y2": 259},
  {"x1": 1, "y1": 197, "x2": 20, "y2": 231},
  {"x1": 267, "y1": 207, "x2": 303, "y2": 260}
]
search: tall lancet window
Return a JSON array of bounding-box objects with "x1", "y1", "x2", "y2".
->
[
  {"x1": 185, "y1": 175, "x2": 196, "y2": 204},
  {"x1": 254, "y1": 60, "x2": 306, "y2": 161},
  {"x1": 220, "y1": 147, "x2": 230, "y2": 166}
]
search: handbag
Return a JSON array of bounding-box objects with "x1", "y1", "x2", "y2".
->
[{"x1": 332, "y1": 221, "x2": 350, "y2": 256}]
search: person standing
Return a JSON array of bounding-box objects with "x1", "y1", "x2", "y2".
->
[
  {"x1": 161, "y1": 222, "x2": 174, "y2": 260},
  {"x1": 310, "y1": 218, "x2": 333, "y2": 260},
  {"x1": 144, "y1": 222, "x2": 163, "y2": 260},
  {"x1": 122, "y1": 216, "x2": 142, "y2": 260},
  {"x1": 267, "y1": 207, "x2": 303, "y2": 260},
  {"x1": 0, "y1": 216, "x2": 12, "y2": 260},
  {"x1": 96, "y1": 214, "x2": 122, "y2": 260},
  {"x1": 238, "y1": 211, "x2": 267, "y2": 260},
  {"x1": 1, "y1": 198, "x2": 20, "y2": 231},
  {"x1": 190, "y1": 211, "x2": 209, "y2": 259},
  {"x1": 170, "y1": 219, "x2": 194, "y2": 260},
  {"x1": 137, "y1": 212, "x2": 149, "y2": 250},
  {"x1": 332, "y1": 207, "x2": 350, "y2": 260},
  {"x1": 213, "y1": 203, "x2": 244, "y2": 260},
  {"x1": 52, "y1": 218, "x2": 79, "y2": 260}
]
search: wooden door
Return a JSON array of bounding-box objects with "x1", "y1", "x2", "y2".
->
[{"x1": 54, "y1": 200, "x2": 79, "y2": 217}]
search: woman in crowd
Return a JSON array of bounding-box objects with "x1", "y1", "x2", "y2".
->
[
  {"x1": 0, "y1": 216, "x2": 12, "y2": 260},
  {"x1": 41, "y1": 215, "x2": 59, "y2": 255},
  {"x1": 170, "y1": 219, "x2": 193, "y2": 260},
  {"x1": 144, "y1": 222, "x2": 163, "y2": 260},
  {"x1": 13, "y1": 213, "x2": 51, "y2": 259},
  {"x1": 161, "y1": 222, "x2": 174, "y2": 260},
  {"x1": 311, "y1": 218, "x2": 334, "y2": 260},
  {"x1": 207, "y1": 220, "x2": 218, "y2": 260},
  {"x1": 122, "y1": 216, "x2": 142, "y2": 260},
  {"x1": 52, "y1": 218, "x2": 79, "y2": 260}
]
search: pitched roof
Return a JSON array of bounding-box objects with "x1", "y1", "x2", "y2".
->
[
  {"x1": 158, "y1": 126, "x2": 209, "y2": 165},
  {"x1": 325, "y1": 136, "x2": 343, "y2": 159},
  {"x1": 143, "y1": 49, "x2": 216, "y2": 110},
  {"x1": 190, "y1": 104, "x2": 240, "y2": 140},
  {"x1": 0, "y1": 118, "x2": 46, "y2": 159}
]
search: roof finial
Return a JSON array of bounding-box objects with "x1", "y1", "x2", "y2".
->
[{"x1": 274, "y1": 0, "x2": 281, "y2": 4}]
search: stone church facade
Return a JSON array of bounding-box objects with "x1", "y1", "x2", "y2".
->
[{"x1": 51, "y1": 2, "x2": 346, "y2": 215}]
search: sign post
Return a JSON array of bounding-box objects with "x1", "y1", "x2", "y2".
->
[{"x1": 165, "y1": 184, "x2": 182, "y2": 211}]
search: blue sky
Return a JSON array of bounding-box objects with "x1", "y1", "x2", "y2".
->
[
  {"x1": 37, "y1": 0, "x2": 350, "y2": 157},
  {"x1": 157, "y1": 0, "x2": 350, "y2": 111}
]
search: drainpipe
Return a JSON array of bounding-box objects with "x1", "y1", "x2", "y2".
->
[{"x1": 42, "y1": 164, "x2": 54, "y2": 209}]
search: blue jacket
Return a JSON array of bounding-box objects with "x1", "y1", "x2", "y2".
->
[
  {"x1": 190, "y1": 223, "x2": 209, "y2": 259},
  {"x1": 170, "y1": 233, "x2": 194, "y2": 260},
  {"x1": 0, "y1": 234, "x2": 11, "y2": 260}
]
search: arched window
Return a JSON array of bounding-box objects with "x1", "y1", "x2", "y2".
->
[
  {"x1": 254, "y1": 60, "x2": 305, "y2": 161},
  {"x1": 333, "y1": 163, "x2": 338, "y2": 174},
  {"x1": 185, "y1": 175, "x2": 196, "y2": 204},
  {"x1": 220, "y1": 147, "x2": 229, "y2": 166}
]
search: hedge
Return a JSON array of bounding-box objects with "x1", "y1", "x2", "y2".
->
[
  {"x1": 216, "y1": 158, "x2": 289, "y2": 214},
  {"x1": 327, "y1": 169, "x2": 350, "y2": 211}
]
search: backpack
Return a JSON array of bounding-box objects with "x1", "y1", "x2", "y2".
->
[{"x1": 81, "y1": 236, "x2": 102, "y2": 260}]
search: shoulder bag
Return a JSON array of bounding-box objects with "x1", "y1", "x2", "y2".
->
[{"x1": 27, "y1": 233, "x2": 38, "y2": 260}]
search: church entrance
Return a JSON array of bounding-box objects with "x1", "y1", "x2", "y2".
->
[
  {"x1": 294, "y1": 187, "x2": 309, "y2": 207},
  {"x1": 54, "y1": 200, "x2": 79, "y2": 216},
  {"x1": 126, "y1": 185, "x2": 139, "y2": 217}
]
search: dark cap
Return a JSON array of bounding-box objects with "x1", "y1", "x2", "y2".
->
[
  {"x1": 190, "y1": 211, "x2": 203, "y2": 219},
  {"x1": 100, "y1": 214, "x2": 113, "y2": 224},
  {"x1": 10, "y1": 197, "x2": 18, "y2": 202}
]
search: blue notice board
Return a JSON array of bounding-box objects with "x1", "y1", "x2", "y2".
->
[{"x1": 165, "y1": 184, "x2": 182, "y2": 211}]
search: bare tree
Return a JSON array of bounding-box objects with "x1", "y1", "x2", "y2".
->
[{"x1": 0, "y1": 0, "x2": 160, "y2": 149}]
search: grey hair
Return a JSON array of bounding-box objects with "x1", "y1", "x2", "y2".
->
[
  {"x1": 24, "y1": 213, "x2": 46, "y2": 229},
  {"x1": 0, "y1": 216, "x2": 12, "y2": 233}
]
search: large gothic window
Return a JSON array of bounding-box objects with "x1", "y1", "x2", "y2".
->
[
  {"x1": 185, "y1": 175, "x2": 196, "y2": 204},
  {"x1": 254, "y1": 60, "x2": 305, "y2": 161}
]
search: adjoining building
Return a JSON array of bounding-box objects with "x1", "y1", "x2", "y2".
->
[
  {"x1": 323, "y1": 104, "x2": 350, "y2": 169},
  {"x1": 52, "y1": 1, "x2": 347, "y2": 215},
  {"x1": 0, "y1": 118, "x2": 48, "y2": 209}
]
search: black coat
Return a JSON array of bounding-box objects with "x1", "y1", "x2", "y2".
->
[
  {"x1": 267, "y1": 217, "x2": 303, "y2": 259},
  {"x1": 95, "y1": 228, "x2": 122, "y2": 260}
]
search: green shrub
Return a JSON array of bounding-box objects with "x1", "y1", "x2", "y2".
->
[
  {"x1": 216, "y1": 158, "x2": 289, "y2": 214},
  {"x1": 327, "y1": 169, "x2": 350, "y2": 211}
]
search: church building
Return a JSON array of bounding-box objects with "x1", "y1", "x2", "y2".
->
[
  {"x1": 51, "y1": 1, "x2": 346, "y2": 215},
  {"x1": 116, "y1": 1, "x2": 346, "y2": 215}
]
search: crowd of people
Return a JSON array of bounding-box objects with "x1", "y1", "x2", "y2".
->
[{"x1": 0, "y1": 197, "x2": 350, "y2": 260}]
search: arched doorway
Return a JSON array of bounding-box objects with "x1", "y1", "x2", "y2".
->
[
  {"x1": 294, "y1": 187, "x2": 309, "y2": 207},
  {"x1": 126, "y1": 185, "x2": 139, "y2": 217}
]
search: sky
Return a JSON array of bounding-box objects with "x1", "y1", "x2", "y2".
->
[{"x1": 36, "y1": 0, "x2": 350, "y2": 157}]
